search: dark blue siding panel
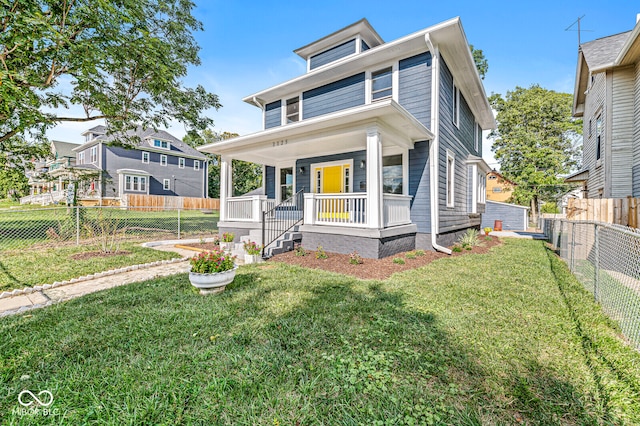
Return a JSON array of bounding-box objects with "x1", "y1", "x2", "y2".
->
[
  {"x1": 302, "y1": 73, "x2": 365, "y2": 119},
  {"x1": 361, "y1": 40, "x2": 370, "y2": 51},
  {"x1": 265, "y1": 101, "x2": 281, "y2": 129},
  {"x1": 310, "y1": 39, "x2": 356, "y2": 70},
  {"x1": 265, "y1": 166, "x2": 276, "y2": 199},
  {"x1": 399, "y1": 52, "x2": 432, "y2": 128},
  {"x1": 481, "y1": 201, "x2": 528, "y2": 231},
  {"x1": 409, "y1": 141, "x2": 431, "y2": 233},
  {"x1": 295, "y1": 151, "x2": 367, "y2": 193}
]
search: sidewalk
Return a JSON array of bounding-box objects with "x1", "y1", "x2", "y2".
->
[{"x1": 0, "y1": 239, "x2": 204, "y2": 317}]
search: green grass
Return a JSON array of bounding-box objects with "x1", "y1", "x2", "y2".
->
[
  {"x1": 1, "y1": 239, "x2": 639, "y2": 424},
  {"x1": 0, "y1": 243, "x2": 180, "y2": 291},
  {"x1": 0, "y1": 199, "x2": 20, "y2": 209}
]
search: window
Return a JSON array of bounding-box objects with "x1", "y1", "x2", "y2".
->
[
  {"x1": 163, "y1": 179, "x2": 170, "y2": 190},
  {"x1": 142, "y1": 151, "x2": 149, "y2": 164},
  {"x1": 179, "y1": 157, "x2": 185, "y2": 169},
  {"x1": 78, "y1": 152, "x2": 85, "y2": 165},
  {"x1": 90, "y1": 146, "x2": 98, "y2": 163},
  {"x1": 452, "y1": 84, "x2": 460, "y2": 127},
  {"x1": 372, "y1": 67, "x2": 392, "y2": 101},
  {"x1": 596, "y1": 114, "x2": 603, "y2": 161},
  {"x1": 446, "y1": 151, "x2": 455, "y2": 207},
  {"x1": 488, "y1": 175, "x2": 497, "y2": 180},
  {"x1": 124, "y1": 175, "x2": 147, "y2": 192},
  {"x1": 383, "y1": 155, "x2": 403, "y2": 194},
  {"x1": 286, "y1": 97, "x2": 299, "y2": 123},
  {"x1": 493, "y1": 187, "x2": 503, "y2": 193},
  {"x1": 160, "y1": 154, "x2": 167, "y2": 166},
  {"x1": 478, "y1": 173, "x2": 486, "y2": 204},
  {"x1": 153, "y1": 139, "x2": 170, "y2": 149},
  {"x1": 194, "y1": 160, "x2": 200, "y2": 171},
  {"x1": 279, "y1": 167, "x2": 293, "y2": 202}
]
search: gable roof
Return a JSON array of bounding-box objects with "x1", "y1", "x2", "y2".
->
[
  {"x1": 51, "y1": 140, "x2": 81, "y2": 158},
  {"x1": 487, "y1": 170, "x2": 516, "y2": 186},
  {"x1": 580, "y1": 32, "x2": 630, "y2": 70},
  {"x1": 73, "y1": 127, "x2": 206, "y2": 160}
]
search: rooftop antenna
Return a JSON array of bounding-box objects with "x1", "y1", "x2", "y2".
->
[{"x1": 565, "y1": 15, "x2": 594, "y2": 46}]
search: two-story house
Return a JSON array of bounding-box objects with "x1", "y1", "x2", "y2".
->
[
  {"x1": 486, "y1": 170, "x2": 515, "y2": 202},
  {"x1": 568, "y1": 15, "x2": 640, "y2": 198},
  {"x1": 72, "y1": 126, "x2": 208, "y2": 202},
  {"x1": 200, "y1": 18, "x2": 494, "y2": 258}
]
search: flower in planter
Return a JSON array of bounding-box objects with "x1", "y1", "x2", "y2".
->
[
  {"x1": 243, "y1": 241, "x2": 263, "y2": 255},
  {"x1": 190, "y1": 248, "x2": 236, "y2": 274},
  {"x1": 221, "y1": 232, "x2": 235, "y2": 243}
]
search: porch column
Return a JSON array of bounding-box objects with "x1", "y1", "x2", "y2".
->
[
  {"x1": 366, "y1": 126, "x2": 383, "y2": 228},
  {"x1": 219, "y1": 155, "x2": 233, "y2": 221}
]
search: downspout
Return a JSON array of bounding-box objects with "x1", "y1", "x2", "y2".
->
[{"x1": 425, "y1": 35, "x2": 452, "y2": 254}]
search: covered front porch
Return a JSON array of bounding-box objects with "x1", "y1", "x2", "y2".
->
[{"x1": 200, "y1": 100, "x2": 433, "y2": 257}]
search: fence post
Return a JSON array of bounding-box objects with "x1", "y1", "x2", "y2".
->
[
  {"x1": 593, "y1": 223, "x2": 599, "y2": 302},
  {"x1": 76, "y1": 206, "x2": 80, "y2": 246},
  {"x1": 177, "y1": 209, "x2": 181, "y2": 240},
  {"x1": 570, "y1": 221, "x2": 575, "y2": 272}
]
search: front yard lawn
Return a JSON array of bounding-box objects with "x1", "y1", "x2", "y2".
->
[{"x1": 1, "y1": 239, "x2": 639, "y2": 424}]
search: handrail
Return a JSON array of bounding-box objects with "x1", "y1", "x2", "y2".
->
[{"x1": 262, "y1": 189, "x2": 304, "y2": 258}]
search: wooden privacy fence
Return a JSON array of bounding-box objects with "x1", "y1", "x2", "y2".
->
[
  {"x1": 566, "y1": 198, "x2": 640, "y2": 228},
  {"x1": 125, "y1": 194, "x2": 220, "y2": 211}
]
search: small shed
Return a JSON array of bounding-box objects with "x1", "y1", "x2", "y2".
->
[{"x1": 482, "y1": 200, "x2": 529, "y2": 231}]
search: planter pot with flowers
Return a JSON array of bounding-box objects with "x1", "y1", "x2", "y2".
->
[
  {"x1": 219, "y1": 232, "x2": 235, "y2": 252},
  {"x1": 243, "y1": 241, "x2": 264, "y2": 264},
  {"x1": 189, "y1": 248, "x2": 237, "y2": 295}
]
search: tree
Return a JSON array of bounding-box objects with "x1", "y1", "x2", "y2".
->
[
  {"x1": 183, "y1": 130, "x2": 262, "y2": 198},
  {"x1": 0, "y1": 0, "x2": 220, "y2": 166},
  {"x1": 470, "y1": 45, "x2": 488, "y2": 80},
  {"x1": 489, "y1": 85, "x2": 582, "y2": 223}
]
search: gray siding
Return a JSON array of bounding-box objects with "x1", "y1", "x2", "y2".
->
[
  {"x1": 302, "y1": 73, "x2": 365, "y2": 119},
  {"x1": 103, "y1": 145, "x2": 205, "y2": 198},
  {"x1": 309, "y1": 39, "x2": 356, "y2": 70},
  {"x1": 635, "y1": 62, "x2": 640, "y2": 196},
  {"x1": 265, "y1": 101, "x2": 282, "y2": 129},
  {"x1": 584, "y1": 72, "x2": 607, "y2": 197},
  {"x1": 398, "y1": 52, "x2": 432, "y2": 128},
  {"x1": 611, "y1": 67, "x2": 635, "y2": 197},
  {"x1": 295, "y1": 151, "x2": 367, "y2": 193},
  {"x1": 265, "y1": 166, "x2": 276, "y2": 199},
  {"x1": 438, "y1": 56, "x2": 481, "y2": 233},
  {"x1": 408, "y1": 141, "x2": 431, "y2": 233},
  {"x1": 481, "y1": 201, "x2": 528, "y2": 231}
]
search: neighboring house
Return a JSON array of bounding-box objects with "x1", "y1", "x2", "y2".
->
[
  {"x1": 559, "y1": 187, "x2": 584, "y2": 215},
  {"x1": 568, "y1": 15, "x2": 640, "y2": 197},
  {"x1": 22, "y1": 140, "x2": 81, "y2": 205},
  {"x1": 21, "y1": 126, "x2": 208, "y2": 205},
  {"x1": 486, "y1": 170, "x2": 515, "y2": 202},
  {"x1": 481, "y1": 200, "x2": 529, "y2": 231},
  {"x1": 200, "y1": 17, "x2": 494, "y2": 258}
]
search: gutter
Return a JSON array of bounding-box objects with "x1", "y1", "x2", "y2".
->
[{"x1": 425, "y1": 34, "x2": 452, "y2": 255}]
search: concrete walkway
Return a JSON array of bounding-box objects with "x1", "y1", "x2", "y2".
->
[{"x1": 0, "y1": 239, "x2": 207, "y2": 317}]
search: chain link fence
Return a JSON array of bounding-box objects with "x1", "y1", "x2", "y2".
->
[
  {"x1": 542, "y1": 218, "x2": 640, "y2": 350},
  {"x1": 0, "y1": 206, "x2": 219, "y2": 253}
]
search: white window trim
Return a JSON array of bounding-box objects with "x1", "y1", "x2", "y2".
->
[
  {"x1": 309, "y1": 159, "x2": 354, "y2": 193},
  {"x1": 90, "y1": 146, "x2": 98, "y2": 164},
  {"x1": 194, "y1": 160, "x2": 200, "y2": 171},
  {"x1": 275, "y1": 163, "x2": 296, "y2": 202},
  {"x1": 446, "y1": 150, "x2": 455, "y2": 208},
  {"x1": 452, "y1": 84, "x2": 460, "y2": 128},
  {"x1": 142, "y1": 151, "x2": 149, "y2": 164},
  {"x1": 152, "y1": 139, "x2": 171, "y2": 150},
  {"x1": 163, "y1": 179, "x2": 170, "y2": 190},
  {"x1": 124, "y1": 175, "x2": 148, "y2": 193},
  {"x1": 474, "y1": 122, "x2": 479, "y2": 152},
  {"x1": 178, "y1": 157, "x2": 185, "y2": 169},
  {"x1": 160, "y1": 154, "x2": 167, "y2": 167},
  {"x1": 78, "y1": 152, "x2": 85, "y2": 165}
]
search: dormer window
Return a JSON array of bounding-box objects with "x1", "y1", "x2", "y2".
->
[
  {"x1": 153, "y1": 139, "x2": 170, "y2": 150},
  {"x1": 286, "y1": 97, "x2": 300, "y2": 123},
  {"x1": 85, "y1": 133, "x2": 93, "y2": 142},
  {"x1": 372, "y1": 67, "x2": 392, "y2": 101}
]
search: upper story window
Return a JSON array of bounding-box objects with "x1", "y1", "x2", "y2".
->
[
  {"x1": 194, "y1": 160, "x2": 200, "y2": 171},
  {"x1": 286, "y1": 97, "x2": 299, "y2": 123},
  {"x1": 178, "y1": 157, "x2": 185, "y2": 169},
  {"x1": 85, "y1": 133, "x2": 94, "y2": 142},
  {"x1": 78, "y1": 152, "x2": 85, "y2": 165},
  {"x1": 160, "y1": 154, "x2": 167, "y2": 166},
  {"x1": 90, "y1": 146, "x2": 98, "y2": 163},
  {"x1": 452, "y1": 84, "x2": 460, "y2": 128},
  {"x1": 153, "y1": 139, "x2": 170, "y2": 150},
  {"x1": 372, "y1": 67, "x2": 392, "y2": 101},
  {"x1": 142, "y1": 151, "x2": 149, "y2": 164},
  {"x1": 596, "y1": 114, "x2": 603, "y2": 161}
]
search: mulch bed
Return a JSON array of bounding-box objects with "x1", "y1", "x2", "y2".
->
[
  {"x1": 70, "y1": 250, "x2": 131, "y2": 260},
  {"x1": 180, "y1": 237, "x2": 502, "y2": 280}
]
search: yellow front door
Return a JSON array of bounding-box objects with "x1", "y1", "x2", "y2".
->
[
  {"x1": 322, "y1": 165, "x2": 343, "y2": 193},
  {"x1": 316, "y1": 163, "x2": 350, "y2": 220}
]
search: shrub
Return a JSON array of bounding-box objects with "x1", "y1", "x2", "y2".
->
[
  {"x1": 452, "y1": 245, "x2": 462, "y2": 253},
  {"x1": 405, "y1": 251, "x2": 417, "y2": 259},
  {"x1": 458, "y1": 229, "x2": 480, "y2": 248},
  {"x1": 294, "y1": 245, "x2": 307, "y2": 257},
  {"x1": 415, "y1": 249, "x2": 425, "y2": 256},
  {"x1": 349, "y1": 251, "x2": 363, "y2": 265},
  {"x1": 316, "y1": 245, "x2": 328, "y2": 259},
  {"x1": 393, "y1": 257, "x2": 405, "y2": 265}
]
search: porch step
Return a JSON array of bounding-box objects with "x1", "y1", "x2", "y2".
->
[{"x1": 264, "y1": 228, "x2": 302, "y2": 258}]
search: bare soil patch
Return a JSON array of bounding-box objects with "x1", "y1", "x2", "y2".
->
[
  {"x1": 179, "y1": 237, "x2": 502, "y2": 280},
  {"x1": 70, "y1": 250, "x2": 131, "y2": 260}
]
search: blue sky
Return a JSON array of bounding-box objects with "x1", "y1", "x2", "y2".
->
[{"x1": 49, "y1": 0, "x2": 640, "y2": 167}]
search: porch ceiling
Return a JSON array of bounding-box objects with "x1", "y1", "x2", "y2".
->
[{"x1": 198, "y1": 99, "x2": 433, "y2": 165}]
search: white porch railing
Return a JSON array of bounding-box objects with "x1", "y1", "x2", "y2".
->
[
  {"x1": 383, "y1": 194, "x2": 412, "y2": 227},
  {"x1": 226, "y1": 195, "x2": 276, "y2": 222},
  {"x1": 304, "y1": 193, "x2": 368, "y2": 227},
  {"x1": 20, "y1": 191, "x2": 65, "y2": 205}
]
